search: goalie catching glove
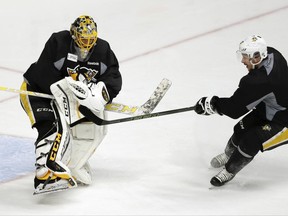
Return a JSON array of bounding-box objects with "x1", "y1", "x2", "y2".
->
[
  {"x1": 66, "y1": 77, "x2": 110, "y2": 112},
  {"x1": 195, "y1": 96, "x2": 221, "y2": 115}
]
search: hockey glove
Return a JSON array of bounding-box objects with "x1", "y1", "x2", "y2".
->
[
  {"x1": 195, "y1": 96, "x2": 219, "y2": 115},
  {"x1": 66, "y1": 77, "x2": 110, "y2": 112}
]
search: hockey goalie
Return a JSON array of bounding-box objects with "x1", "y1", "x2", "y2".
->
[{"x1": 19, "y1": 15, "x2": 122, "y2": 194}]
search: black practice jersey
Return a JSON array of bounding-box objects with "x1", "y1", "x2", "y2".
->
[
  {"x1": 23, "y1": 30, "x2": 122, "y2": 101},
  {"x1": 215, "y1": 47, "x2": 288, "y2": 126}
]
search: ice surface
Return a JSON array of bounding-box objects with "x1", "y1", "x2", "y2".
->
[{"x1": 1, "y1": 0, "x2": 288, "y2": 215}]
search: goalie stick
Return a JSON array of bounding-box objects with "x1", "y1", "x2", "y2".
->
[
  {"x1": 79, "y1": 105, "x2": 196, "y2": 125},
  {"x1": 104, "y1": 78, "x2": 172, "y2": 115},
  {"x1": 0, "y1": 78, "x2": 171, "y2": 115}
]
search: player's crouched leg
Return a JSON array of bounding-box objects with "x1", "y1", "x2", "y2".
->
[
  {"x1": 210, "y1": 135, "x2": 237, "y2": 168},
  {"x1": 210, "y1": 148, "x2": 253, "y2": 187},
  {"x1": 33, "y1": 121, "x2": 77, "y2": 194}
]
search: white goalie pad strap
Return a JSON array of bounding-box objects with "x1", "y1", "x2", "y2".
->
[
  {"x1": 35, "y1": 132, "x2": 56, "y2": 178},
  {"x1": 50, "y1": 78, "x2": 85, "y2": 125},
  {"x1": 65, "y1": 77, "x2": 110, "y2": 113}
]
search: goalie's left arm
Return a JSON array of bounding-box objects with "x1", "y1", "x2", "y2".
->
[{"x1": 96, "y1": 44, "x2": 122, "y2": 101}]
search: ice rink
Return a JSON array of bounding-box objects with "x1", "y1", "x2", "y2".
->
[{"x1": 1, "y1": 0, "x2": 288, "y2": 215}]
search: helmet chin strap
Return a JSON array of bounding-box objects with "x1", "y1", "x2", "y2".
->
[{"x1": 249, "y1": 56, "x2": 263, "y2": 69}]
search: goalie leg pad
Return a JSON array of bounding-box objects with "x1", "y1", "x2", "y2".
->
[
  {"x1": 69, "y1": 111, "x2": 107, "y2": 184},
  {"x1": 71, "y1": 162, "x2": 92, "y2": 185},
  {"x1": 35, "y1": 129, "x2": 56, "y2": 179},
  {"x1": 34, "y1": 131, "x2": 77, "y2": 194},
  {"x1": 45, "y1": 101, "x2": 74, "y2": 179},
  {"x1": 34, "y1": 101, "x2": 77, "y2": 193}
]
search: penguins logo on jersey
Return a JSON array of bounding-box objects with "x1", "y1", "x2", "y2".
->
[
  {"x1": 67, "y1": 65, "x2": 98, "y2": 83},
  {"x1": 262, "y1": 124, "x2": 272, "y2": 131}
]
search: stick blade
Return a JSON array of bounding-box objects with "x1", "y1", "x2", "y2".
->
[{"x1": 138, "y1": 78, "x2": 172, "y2": 114}]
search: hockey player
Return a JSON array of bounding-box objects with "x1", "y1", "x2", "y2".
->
[
  {"x1": 20, "y1": 15, "x2": 122, "y2": 194},
  {"x1": 194, "y1": 35, "x2": 288, "y2": 187}
]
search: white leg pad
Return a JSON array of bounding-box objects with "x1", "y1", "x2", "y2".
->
[
  {"x1": 69, "y1": 111, "x2": 107, "y2": 184},
  {"x1": 71, "y1": 162, "x2": 92, "y2": 185}
]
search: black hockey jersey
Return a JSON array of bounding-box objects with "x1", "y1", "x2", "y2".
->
[
  {"x1": 215, "y1": 47, "x2": 288, "y2": 126},
  {"x1": 23, "y1": 30, "x2": 122, "y2": 101}
]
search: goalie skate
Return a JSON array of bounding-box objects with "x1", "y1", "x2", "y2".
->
[{"x1": 33, "y1": 176, "x2": 77, "y2": 195}]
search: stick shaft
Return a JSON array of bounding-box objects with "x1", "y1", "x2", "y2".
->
[
  {"x1": 79, "y1": 105, "x2": 196, "y2": 125},
  {"x1": 0, "y1": 86, "x2": 54, "y2": 99}
]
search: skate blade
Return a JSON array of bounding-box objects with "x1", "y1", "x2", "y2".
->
[
  {"x1": 33, "y1": 185, "x2": 70, "y2": 195},
  {"x1": 33, "y1": 179, "x2": 77, "y2": 195}
]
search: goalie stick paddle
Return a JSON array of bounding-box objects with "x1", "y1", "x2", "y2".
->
[
  {"x1": 0, "y1": 78, "x2": 171, "y2": 115},
  {"x1": 79, "y1": 105, "x2": 196, "y2": 125}
]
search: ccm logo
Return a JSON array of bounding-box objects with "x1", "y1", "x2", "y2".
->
[
  {"x1": 36, "y1": 108, "x2": 53, "y2": 112},
  {"x1": 49, "y1": 133, "x2": 62, "y2": 161},
  {"x1": 63, "y1": 97, "x2": 69, "y2": 117}
]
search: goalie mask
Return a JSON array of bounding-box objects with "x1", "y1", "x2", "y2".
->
[
  {"x1": 70, "y1": 15, "x2": 98, "y2": 59},
  {"x1": 236, "y1": 35, "x2": 268, "y2": 67}
]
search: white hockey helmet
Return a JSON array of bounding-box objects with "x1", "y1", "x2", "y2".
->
[{"x1": 237, "y1": 35, "x2": 267, "y2": 65}]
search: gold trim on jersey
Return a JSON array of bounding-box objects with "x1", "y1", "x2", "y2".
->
[
  {"x1": 20, "y1": 81, "x2": 36, "y2": 126},
  {"x1": 262, "y1": 127, "x2": 288, "y2": 151}
]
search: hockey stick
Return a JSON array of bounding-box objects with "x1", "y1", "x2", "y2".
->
[
  {"x1": 79, "y1": 105, "x2": 196, "y2": 125},
  {"x1": 0, "y1": 86, "x2": 54, "y2": 99},
  {"x1": 0, "y1": 78, "x2": 171, "y2": 115},
  {"x1": 104, "y1": 78, "x2": 172, "y2": 115}
]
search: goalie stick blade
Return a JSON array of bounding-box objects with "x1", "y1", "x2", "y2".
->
[
  {"x1": 139, "y1": 78, "x2": 172, "y2": 114},
  {"x1": 104, "y1": 78, "x2": 172, "y2": 115},
  {"x1": 79, "y1": 105, "x2": 196, "y2": 126}
]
